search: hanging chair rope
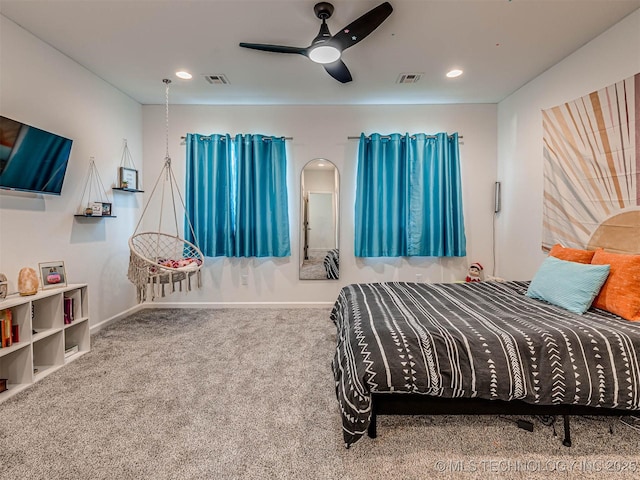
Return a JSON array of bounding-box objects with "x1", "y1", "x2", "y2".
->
[{"x1": 127, "y1": 79, "x2": 204, "y2": 302}]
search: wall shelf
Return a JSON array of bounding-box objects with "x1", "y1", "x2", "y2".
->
[
  {"x1": 112, "y1": 187, "x2": 144, "y2": 193},
  {"x1": 76, "y1": 157, "x2": 114, "y2": 218}
]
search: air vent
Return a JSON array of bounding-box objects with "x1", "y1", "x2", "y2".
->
[
  {"x1": 396, "y1": 73, "x2": 422, "y2": 84},
  {"x1": 204, "y1": 74, "x2": 230, "y2": 85}
]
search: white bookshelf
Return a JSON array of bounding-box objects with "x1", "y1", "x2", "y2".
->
[{"x1": 0, "y1": 284, "x2": 89, "y2": 403}]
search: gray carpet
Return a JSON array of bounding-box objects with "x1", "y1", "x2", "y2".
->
[
  {"x1": 1, "y1": 308, "x2": 639, "y2": 479},
  {"x1": 299, "y1": 254, "x2": 329, "y2": 280}
]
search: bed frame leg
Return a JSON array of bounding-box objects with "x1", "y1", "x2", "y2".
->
[
  {"x1": 368, "y1": 412, "x2": 377, "y2": 438},
  {"x1": 562, "y1": 415, "x2": 572, "y2": 447}
]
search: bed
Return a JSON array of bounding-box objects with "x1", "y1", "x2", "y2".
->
[
  {"x1": 323, "y1": 249, "x2": 340, "y2": 279},
  {"x1": 330, "y1": 280, "x2": 640, "y2": 448}
]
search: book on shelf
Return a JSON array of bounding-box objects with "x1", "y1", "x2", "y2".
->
[
  {"x1": 64, "y1": 297, "x2": 74, "y2": 324},
  {"x1": 0, "y1": 378, "x2": 8, "y2": 393},
  {"x1": 64, "y1": 344, "x2": 79, "y2": 358},
  {"x1": 1, "y1": 308, "x2": 12, "y2": 348}
]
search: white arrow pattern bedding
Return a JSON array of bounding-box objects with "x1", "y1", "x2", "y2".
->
[
  {"x1": 324, "y1": 249, "x2": 339, "y2": 280},
  {"x1": 330, "y1": 281, "x2": 640, "y2": 446}
]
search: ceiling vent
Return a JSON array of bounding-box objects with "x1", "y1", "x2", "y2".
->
[
  {"x1": 204, "y1": 74, "x2": 230, "y2": 85},
  {"x1": 396, "y1": 73, "x2": 422, "y2": 84}
]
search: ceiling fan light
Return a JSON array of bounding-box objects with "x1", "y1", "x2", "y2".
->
[{"x1": 308, "y1": 45, "x2": 341, "y2": 64}]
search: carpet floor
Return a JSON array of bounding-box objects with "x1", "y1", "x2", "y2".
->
[{"x1": 0, "y1": 308, "x2": 638, "y2": 479}]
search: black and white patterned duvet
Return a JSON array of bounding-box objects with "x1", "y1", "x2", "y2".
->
[
  {"x1": 324, "y1": 249, "x2": 339, "y2": 279},
  {"x1": 330, "y1": 281, "x2": 640, "y2": 446}
]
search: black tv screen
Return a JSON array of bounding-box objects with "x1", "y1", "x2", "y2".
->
[{"x1": 0, "y1": 115, "x2": 73, "y2": 195}]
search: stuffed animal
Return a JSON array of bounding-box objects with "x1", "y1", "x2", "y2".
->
[{"x1": 466, "y1": 262, "x2": 483, "y2": 282}]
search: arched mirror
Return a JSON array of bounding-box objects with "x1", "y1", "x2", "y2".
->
[{"x1": 300, "y1": 159, "x2": 339, "y2": 280}]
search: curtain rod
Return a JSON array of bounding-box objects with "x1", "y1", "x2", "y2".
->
[
  {"x1": 181, "y1": 135, "x2": 293, "y2": 141},
  {"x1": 348, "y1": 134, "x2": 462, "y2": 140}
]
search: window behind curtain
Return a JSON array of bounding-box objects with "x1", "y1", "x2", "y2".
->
[
  {"x1": 185, "y1": 133, "x2": 290, "y2": 258},
  {"x1": 354, "y1": 132, "x2": 466, "y2": 257}
]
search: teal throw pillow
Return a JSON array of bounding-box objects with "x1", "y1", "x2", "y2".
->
[{"x1": 526, "y1": 256, "x2": 610, "y2": 314}]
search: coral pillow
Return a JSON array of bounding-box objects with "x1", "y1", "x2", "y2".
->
[
  {"x1": 591, "y1": 250, "x2": 640, "y2": 321},
  {"x1": 549, "y1": 244, "x2": 597, "y2": 264}
]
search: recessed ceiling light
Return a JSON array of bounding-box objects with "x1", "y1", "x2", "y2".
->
[
  {"x1": 446, "y1": 69, "x2": 463, "y2": 78},
  {"x1": 176, "y1": 71, "x2": 193, "y2": 80}
]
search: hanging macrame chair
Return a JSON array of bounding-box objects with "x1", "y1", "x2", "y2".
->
[{"x1": 127, "y1": 79, "x2": 204, "y2": 302}]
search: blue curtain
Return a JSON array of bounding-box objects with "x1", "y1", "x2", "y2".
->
[
  {"x1": 185, "y1": 133, "x2": 291, "y2": 258},
  {"x1": 355, "y1": 132, "x2": 466, "y2": 257},
  {"x1": 233, "y1": 134, "x2": 290, "y2": 257},
  {"x1": 185, "y1": 133, "x2": 234, "y2": 256}
]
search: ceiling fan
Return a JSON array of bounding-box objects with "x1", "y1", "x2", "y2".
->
[{"x1": 239, "y1": 2, "x2": 393, "y2": 83}]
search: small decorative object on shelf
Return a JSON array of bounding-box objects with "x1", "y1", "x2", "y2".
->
[
  {"x1": 91, "y1": 202, "x2": 103, "y2": 217},
  {"x1": 39, "y1": 261, "x2": 67, "y2": 290},
  {"x1": 116, "y1": 139, "x2": 141, "y2": 191},
  {"x1": 76, "y1": 157, "x2": 115, "y2": 218},
  {"x1": 0, "y1": 272, "x2": 7, "y2": 299},
  {"x1": 0, "y1": 378, "x2": 7, "y2": 393},
  {"x1": 64, "y1": 344, "x2": 79, "y2": 358},
  {"x1": 17, "y1": 267, "x2": 39, "y2": 296},
  {"x1": 120, "y1": 167, "x2": 138, "y2": 190}
]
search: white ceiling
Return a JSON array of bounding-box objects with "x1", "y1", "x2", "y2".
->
[{"x1": 1, "y1": 0, "x2": 639, "y2": 105}]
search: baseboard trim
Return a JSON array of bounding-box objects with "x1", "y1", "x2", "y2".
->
[
  {"x1": 135, "y1": 301, "x2": 335, "y2": 309},
  {"x1": 92, "y1": 301, "x2": 334, "y2": 333},
  {"x1": 90, "y1": 303, "x2": 145, "y2": 335}
]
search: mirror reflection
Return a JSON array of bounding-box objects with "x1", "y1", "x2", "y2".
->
[{"x1": 300, "y1": 159, "x2": 339, "y2": 280}]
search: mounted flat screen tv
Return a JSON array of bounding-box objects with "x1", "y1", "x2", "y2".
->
[{"x1": 0, "y1": 115, "x2": 73, "y2": 195}]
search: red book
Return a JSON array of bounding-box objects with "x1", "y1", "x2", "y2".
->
[
  {"x1": 12, "y1": 324, "x2": 19, "y2": 343},
  {"x1": 64, "y1": 297, "x2": 74, "y2": 324}
]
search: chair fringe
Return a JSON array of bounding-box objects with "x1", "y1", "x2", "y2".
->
[{"x1": 127, "y1": 232, "x2": 203, "y2": 303}]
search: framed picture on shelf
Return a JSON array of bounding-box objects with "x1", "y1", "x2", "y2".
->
[
  {"x1": 90, "y1": 202, "x2": 103, "y2": 216},
  {"x1": 102, "y1": 202, "x2": 112, "y2": 216},
  {"x1": 119, "y1": 167, "x2": 138, "y2": 190},
  {"x1": 39, "y1": 261, "x2": 67, "y2": 290}
]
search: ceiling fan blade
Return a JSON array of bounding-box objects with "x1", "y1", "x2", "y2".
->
[
  {"x1": 239, "y1": 43, "x2": 307, "y2": 55},
  {"x1": 331, "y1": 2, "x2": 393, "y2": 51},
  {"x1": 324, "y1": 60, "x2": 353, "y2": 83}
]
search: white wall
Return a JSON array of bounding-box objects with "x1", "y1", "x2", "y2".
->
[
  {"x1": 3, "y1": 6, "x2": 635, "y2": 315},
  {"x1": 0, "y1": 15, "x2": 144, "y2": 326},
  {"x1": 496, "y1": 9, "x2": 640, "y2": 280},
  {"x1": 0, "y1": 13, "x2": 499, "y2": 313},
  {"x1": 142, "y1": 103, "x2": 497, "y2": 304}
]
